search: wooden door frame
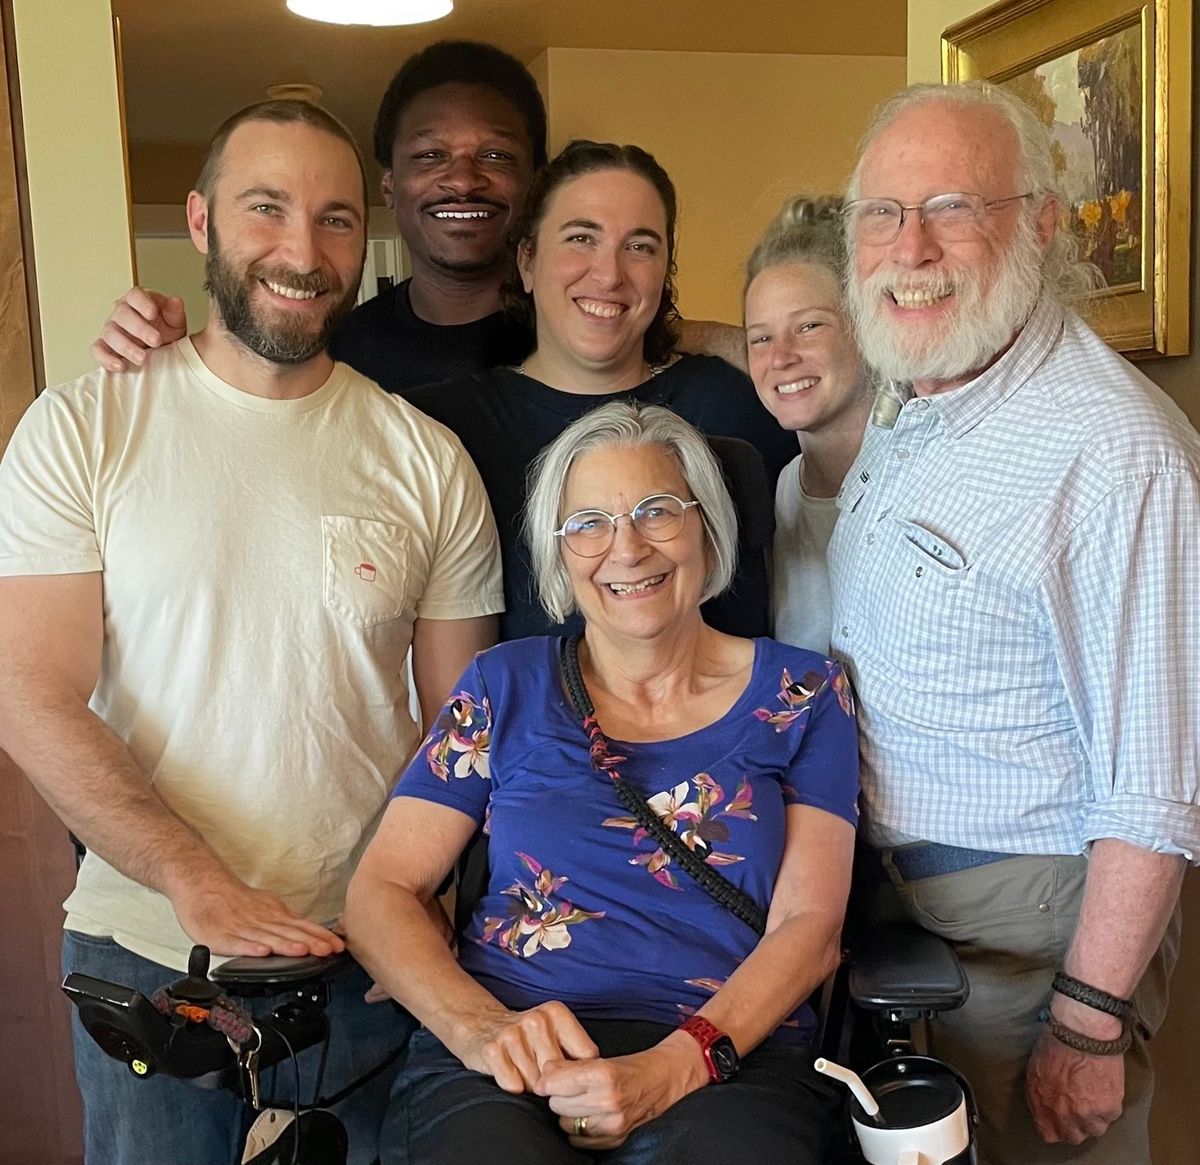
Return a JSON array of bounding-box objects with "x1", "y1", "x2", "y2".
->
[
  {"x1": 0, "y1": 0, "x2": 39, "y2": 447},
  {"x1": 0, "y1": 4, "x2": 82, "y2": 1163}
]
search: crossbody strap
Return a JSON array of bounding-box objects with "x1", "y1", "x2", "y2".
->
[{"x1": 560, "y1": 634, "x2": 767, "y2": 937}]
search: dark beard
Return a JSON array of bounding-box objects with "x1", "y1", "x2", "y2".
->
[{"x1": 204, "y1": 224, "x2": 359, "y2": 366}]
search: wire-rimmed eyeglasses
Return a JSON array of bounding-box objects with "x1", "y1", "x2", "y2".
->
[
  {"x1": 842, "y1": 191, "x2": 1034, "y2": 244},
  {"x1": 553, "y1": 493, "x2": 701, "y2": 558}
]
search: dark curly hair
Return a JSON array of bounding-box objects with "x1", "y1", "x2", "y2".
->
[
  {"x1": 372, "y1": 40, "x2": 548, "y2": 171},
  {"x1": 502, "y1": 140, "x2": 680, "y2": 366}
]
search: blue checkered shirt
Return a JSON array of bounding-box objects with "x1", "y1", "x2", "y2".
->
[{"x1": 829, "y1": 299, "x2": 1200, "y2": 860}]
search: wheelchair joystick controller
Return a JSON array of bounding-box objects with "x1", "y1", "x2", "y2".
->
[
  {"x1": 63, "y1": 944, "x2": 238, "y2": 1081},
  {"x1": 167, "y1": 945, "x2": 222, "y2": 1007}
]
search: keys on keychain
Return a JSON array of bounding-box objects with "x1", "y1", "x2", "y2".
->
[{"x1": 236, "y1": 1023, "x2": 264, "y2": 1110}]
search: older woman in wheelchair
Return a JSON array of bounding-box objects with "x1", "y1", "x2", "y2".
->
[
  {"x1": 343, "y1": 401, "x2": 860, "y2": 1164},
  {"x1": 63, "y1": 401, "x2": 974, "y2": 1165}
]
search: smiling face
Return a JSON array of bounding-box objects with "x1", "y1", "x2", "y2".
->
[
  {"x1": 190, "y1": 118, "x2": 365, "y2": 365},
  {"x1": 846, "y1": 100, "x2": 1054, "y2": 392},
  {"x1": 517, "y1": 168, "x2": 670, "y2": 380},
  {"x1": 384, "y1": 82, "x2": 535, "y2": 279},
  {"x1": 560, "y1": 443, "x2": 708, "y2": 644},
  {"x1": 745, "y1": 261, "x2": 868, "y2": 434}
]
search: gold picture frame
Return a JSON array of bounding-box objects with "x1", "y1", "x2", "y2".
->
[{"x1": 942, "y1": 0, "x2": 1191, "y2": 358}]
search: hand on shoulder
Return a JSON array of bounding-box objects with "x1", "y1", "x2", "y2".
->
[{"x1": 92, "y1": 287, "x2": 188, "y2": 373}]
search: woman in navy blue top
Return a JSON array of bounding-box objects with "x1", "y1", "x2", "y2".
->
[{"x1": 345, "y1": 404, "x2": 858, "y2": 1163}]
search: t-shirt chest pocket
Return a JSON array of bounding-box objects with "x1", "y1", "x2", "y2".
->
[{"x1": 322, "y1": 515, "x2": 412, "y2": 628}]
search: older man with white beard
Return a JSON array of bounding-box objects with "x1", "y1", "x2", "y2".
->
[{"x1": 829, "y1": 83, "x2": 1200, "y2": 1165}]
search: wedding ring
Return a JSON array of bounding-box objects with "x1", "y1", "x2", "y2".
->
[{"x1": 572, "y1": 1115, "x2": 589, "y2": 1137}]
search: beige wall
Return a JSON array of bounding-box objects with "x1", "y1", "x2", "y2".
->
[
  {"x1": 13, "y1": 0, "x2": 134, "y2": 388},
  {"x1": 910, "y1": 5, "x2": 1200, "y2": 1163},
  {"x1": 536, "y1": 47, "x2": 906, "y2": 324},
  {"x1": 134, "y1": 237, "x2": 209, "y2": 332}
]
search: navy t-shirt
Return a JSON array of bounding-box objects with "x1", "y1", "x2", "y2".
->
[
  {"x1": 394, "y1": 635, "x2": 860, "y2": 1045},
  {"x1": 407, "y1": 360, "x2": 797, "y2": 642},
  {"x1": 329, "y1": 279, "x2": 528, "y2": 396}
]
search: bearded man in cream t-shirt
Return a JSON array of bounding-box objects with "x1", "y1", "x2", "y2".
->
[{"x1": 0, "y1": 100, "x2": 501, "y2": 1165}]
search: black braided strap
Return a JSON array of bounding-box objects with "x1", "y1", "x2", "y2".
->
[
  {"x1": 1051, "y1": 972, "x2": 1133, "y2": 1020},
  {"x1": 561, "y1": 634, "x2": 767, "y2": 938},
  {"x1": 150, "y1": 987, "x2": 258, "y2": 1049},
  {"x1": 1046, "y1": 1015, "x2": 1132, "y2": 1057}
]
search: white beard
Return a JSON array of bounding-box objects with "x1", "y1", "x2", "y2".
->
[{"x1": 846, "y1": 212, "x2": 1045, "y2": 385}]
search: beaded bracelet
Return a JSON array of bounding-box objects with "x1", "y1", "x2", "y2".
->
[
  {"x1": 1046, "y1": 1015, "x2": 1132, "y2": 1057},
  {"x1": 1052, "y1": 971, "x2": 1133, "y2": 1020}
]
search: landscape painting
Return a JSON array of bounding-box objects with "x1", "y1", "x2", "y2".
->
[
  {"x1": 1001, "y1": 23, "x2": 1143, "y2": 292},
  {"x1": 942, "y1": 0, "x2": 1191, "y2": 358}
]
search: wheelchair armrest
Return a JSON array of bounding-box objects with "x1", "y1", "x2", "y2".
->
[
  {"x1": 848, "y1": 921, "x2": 969, "y2": 1019},
  {"x1": 210, "y1": 950, "x2": 356, "y2": 997}
]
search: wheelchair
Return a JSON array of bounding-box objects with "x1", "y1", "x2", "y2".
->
[
  {"x1": 63, "y1": 943, "x2": 382, "y2": 1164},
  {"x1": 63, "y1": 916, "x2": 975, "y2": 1165}
]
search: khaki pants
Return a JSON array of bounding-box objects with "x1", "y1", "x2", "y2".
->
[{"x1": 863, "y1": 851, "x2": 1180, "y2": 1165}]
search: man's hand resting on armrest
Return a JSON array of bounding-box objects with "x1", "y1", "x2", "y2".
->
[{"x1": 169, "y1": 867, "x2": 345, "y2": 959}]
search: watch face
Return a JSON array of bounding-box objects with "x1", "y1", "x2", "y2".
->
[{"x1": 710, "y1": 1035, "x2": 740, "y2": 1081}]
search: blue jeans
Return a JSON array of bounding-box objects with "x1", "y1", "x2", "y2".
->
[
  {"x1": 63, "y1": 931, "x2": 416, "y2": 1165},
  {"x1": 381, "y1": 1020, "x2": 840, "y2": 1165}
]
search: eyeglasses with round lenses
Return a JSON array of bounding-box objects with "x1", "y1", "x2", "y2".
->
[
  {"x1": 843, "y1": 191, "x2": 1034, "y2": 244},
  {"x1": 553, "y1": 493, "x2": 701, "y2": 558}
]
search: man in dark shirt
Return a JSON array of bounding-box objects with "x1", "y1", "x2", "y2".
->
[{"x1": 327, "y1": 42, "x2": 542, "y2": 392}]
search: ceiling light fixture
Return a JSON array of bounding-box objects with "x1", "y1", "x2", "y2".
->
[
  {"x1": 285, "y1": 0, "x2": 453, "y2": 26},
  {"x1": 266, "y1": 83, "x2": 325, "y2": 103}
]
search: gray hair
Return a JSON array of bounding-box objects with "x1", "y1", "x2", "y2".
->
[
  {"x1": 846, "y1": 82, "x2": 1101, "y2": 304},
  {"x1": 745, "y1": 194, "x2": 846, "y2": 295},
  {"x1": 523, "y1": 402, "x2": 739, "y2": 624}
]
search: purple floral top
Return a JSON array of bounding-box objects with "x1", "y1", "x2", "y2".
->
[{"x1": 393, "y1": 636, "x2": 859, "y2": 1045}]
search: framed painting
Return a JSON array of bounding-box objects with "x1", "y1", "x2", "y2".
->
[{"x1": 942, "y1": 0, "x2": 1191, "y2": 358}]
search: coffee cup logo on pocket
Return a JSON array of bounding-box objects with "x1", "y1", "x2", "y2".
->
[{"x1": 354, "y1": 561, "x2": 377, "y2": 583}]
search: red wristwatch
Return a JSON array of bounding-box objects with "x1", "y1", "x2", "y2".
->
[{"x1": 679, "y1": 1016, "x2": 741, "y2": 1082}]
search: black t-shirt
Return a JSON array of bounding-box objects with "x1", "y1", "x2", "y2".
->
[
  {"x1": 408, "y1": 359, "x2": 797, "y2": 642},
  {"x1": 328, "y1": 279, "x2": 528, "y2": 395}
]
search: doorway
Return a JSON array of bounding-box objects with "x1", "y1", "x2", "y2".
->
[{"x1": 0, "y1": 4, "x2": 84, "y2": 1163}]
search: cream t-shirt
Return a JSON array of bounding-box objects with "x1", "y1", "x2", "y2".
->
[
  {"x1": 771, "y1": 454, "x2": 840, "y2": 655},
  {"x1": 0, "y1": 339, "x2": 503, "y2": 969}
]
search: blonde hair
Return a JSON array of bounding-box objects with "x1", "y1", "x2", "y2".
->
[{"x1": 745, "y1": 194, "x2": 845, "y2": 295}]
